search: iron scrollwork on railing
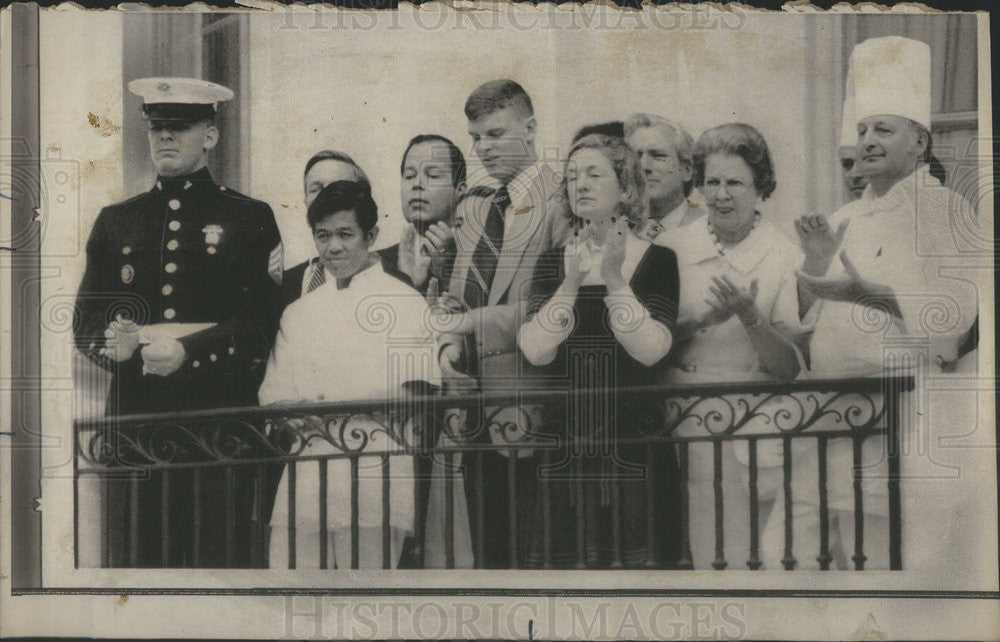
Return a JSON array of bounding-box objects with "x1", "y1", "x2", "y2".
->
[
  {"x1": 76, "y1": 378, "x2": 905, "y2": 469},
  {"x1": 660, "y1": 387, "x2": 886, "y2": 438},
  {"x1": 77, "y1": 405, "x2": 428, "y2": 469}
]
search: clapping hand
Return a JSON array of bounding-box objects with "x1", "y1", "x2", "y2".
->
[
  {"x1": 564, "y1": 241, "x2": 591, "y2": 288},
  {"x1": 600, "y1": 218, "x2": 628, "y2": 291},
  {"x1": 422, "y1": 221, "x2": 454, "y2": 278},
  {"x1": 795, "y1": 250, "x2": 901, "y2": 320},
  {"x1": 399, "y1": 224, "x2": 431, "y2": 287},
  {"x1": 794, "y1": 214, "x2": 849, "y2": 274},
  {"x1": 707, "y1": 275, "x2": 760, "y2": 327}
]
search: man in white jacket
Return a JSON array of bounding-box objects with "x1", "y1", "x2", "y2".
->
[
  {"x1": 791, "y1": 36, "x2": 982, "y2": 572},
  {"x1": 260, "y1": 180, "x2": 440, "y2": 569}
]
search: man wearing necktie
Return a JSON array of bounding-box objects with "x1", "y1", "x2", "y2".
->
[{"x1": 437, "y1": 79, "x2": 571, "y2": 568}]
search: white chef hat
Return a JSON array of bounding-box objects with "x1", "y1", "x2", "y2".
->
[
  {"x1": 847, "y1": 36, "x2": 932, "y2": 131},
  {"x1": 839, "y1": 54, "x2": 857, "y2": 148}
]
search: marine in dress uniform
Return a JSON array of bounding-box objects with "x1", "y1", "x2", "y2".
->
[{"x1": 74, "y1": 78, "x2": 283, "y2": 567}]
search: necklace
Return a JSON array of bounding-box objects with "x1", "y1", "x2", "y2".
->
[{"x1": 707, "y1": 211, "x2": 760, "y2": 255}]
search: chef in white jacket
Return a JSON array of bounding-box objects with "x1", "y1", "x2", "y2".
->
[
  {"x1": 260, "y1": 180, "x2": 440, "y2": 569},
  {"x1": 791, "y1": 36, "x2": 981, "y2": 571}
]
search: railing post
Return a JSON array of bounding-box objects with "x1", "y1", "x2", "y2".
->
[
  {"x1": 193, "y1": 469, "x2": 202, "y2": 567},
  {"x1": 712, "y1": 440, "x2": 726, "y2": 570},
  {"x1": 610, "y1": 480, "x2": 624, "y2": 569},
  {"x1": 225, "y1": 466, "x2": 235, "y2": 567},
  {"x1": 886, "y1": 375, "x2": 903, "y2": 570},
  {"x1": 574, "y1": 457, "x2": 587, "y2": 570},
  {"x1": 507, "y1": 453, "x2": 518, "y2": 569},
  {"x1": 475, "y1": 450, "x2": 485, "y2": 569},
  {"x1": 781, "y1": 436, "x2": 796, "y2": 570},
  {"x1": 677, "y1": 442, "x2": 693, "y2": 570},
  {"x1": 444, "y1": 452, "x2": 455, "y2": 570},
  {"x1": 287, "y1": 462, "x2": 296, "y2": 570},
  {"x1": 382, "y1": 453, "x2": 391, "y2": 570},
  {"x1": 129, "y1": 476, "x2": 139, "y2": 567},
  {"x1": 319, "y1": 459, "x2": 328, "y2": 570},
  {"x1": 817, "y1": 437, "x2": 832, "y2": 570},
  {"x1": 644, "y1": 447, "x2": 658, "y2": 569},
  {"x1": 254, "y1": 464, "x2": 265, "y2": 568},
  {"x1": 851, "y1": 435, "x2": 866, "y2": 571},
  {"x1": 747, "y1": 438, "x2": 761, "y2": 570},
  {"x1": 350, "y1": 456, "x2": 360, "y2": 570},
  {"x1": 161, "y1": 472, "x2": 170, "y2": 566},
  {"x1": 542, "y1": 448, "x2": 553, "y2": 569}
]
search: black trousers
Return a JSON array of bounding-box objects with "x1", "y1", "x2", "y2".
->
[
  {"x1": 105, "y1": 466, "x2": 257, "y2": 568},
  {"x1": 462, "y1": 450, "x2": 538, "y2": 569}
]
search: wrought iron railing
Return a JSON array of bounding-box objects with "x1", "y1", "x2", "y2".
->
[{"x1": 73, "y1": 375, "x2": 913, "y2": 571}]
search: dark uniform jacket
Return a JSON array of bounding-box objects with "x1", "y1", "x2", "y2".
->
[{"x1": 74, "y1": 167, "x2": 283, "y2": 416}]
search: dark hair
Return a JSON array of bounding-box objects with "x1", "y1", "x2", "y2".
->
[
  {"x1": 307, "y1": 180, "x2": 378, "y2": 234},
  {"x1": 303, "y1": 149, "x2": 370, "y2": 191},
  {"x1": 693, "y1": 123, "x2": 777, "y2": 200},
  {"x1": 573, "y1": 121, "x2": 625, "y2": 143},
  {"x1": 464, "y1": 79, "x2": 533, "y2": 121},
  {"x1": 400, "y1": 134, "x2": 467, "y2": 187},
  {"x1": 563, "y1": 134, "x2": 645, "y2": 226}
]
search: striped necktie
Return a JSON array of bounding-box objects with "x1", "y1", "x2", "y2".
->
[
  {"x1": 465, "y1": 185, "x2": 510, "y2": 306},
  {"x1": 305, "y1": 260, "x2": 327, "y2": 294}
]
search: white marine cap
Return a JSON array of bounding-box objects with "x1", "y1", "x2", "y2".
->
[
  {"x1": 127, "y1": 77, "x2": 234, "y2": 121},
  {"x1": 848, "y1": 36, "x2": 932, "y2": 131}
]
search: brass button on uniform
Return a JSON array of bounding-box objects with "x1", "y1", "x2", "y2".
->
[
  {"x1": 209, "y1": 353, "x2": 217, "y2": 362},
  {"x1": 163, "y1": 308, "x2": 176, "y2": 320},
  {"x1": 165, "y1": 262, "x2": 177, "y2": 273},
  {"x1": 168, "y1": 199, "x2": 181, "y2": 210},
  {"x1": 169, "y1": 220, "x2": 181, "y2": 231},
  {"x1": 192, "y1": 360, "x2": 200, "y2": 368},
  {"x1": 162, "y1": 284, "x2": 173, "y2": 295},
  {"x1": 122, "y1": 246, "x2": 131, "y2": 255},
  {"x1": 167, "y1": 239, "x2": 179, "y2": 251}
]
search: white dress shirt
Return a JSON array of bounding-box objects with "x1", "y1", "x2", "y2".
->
[{"x1": 639, "y1": 194, "x2": 710, "y2": 245}]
